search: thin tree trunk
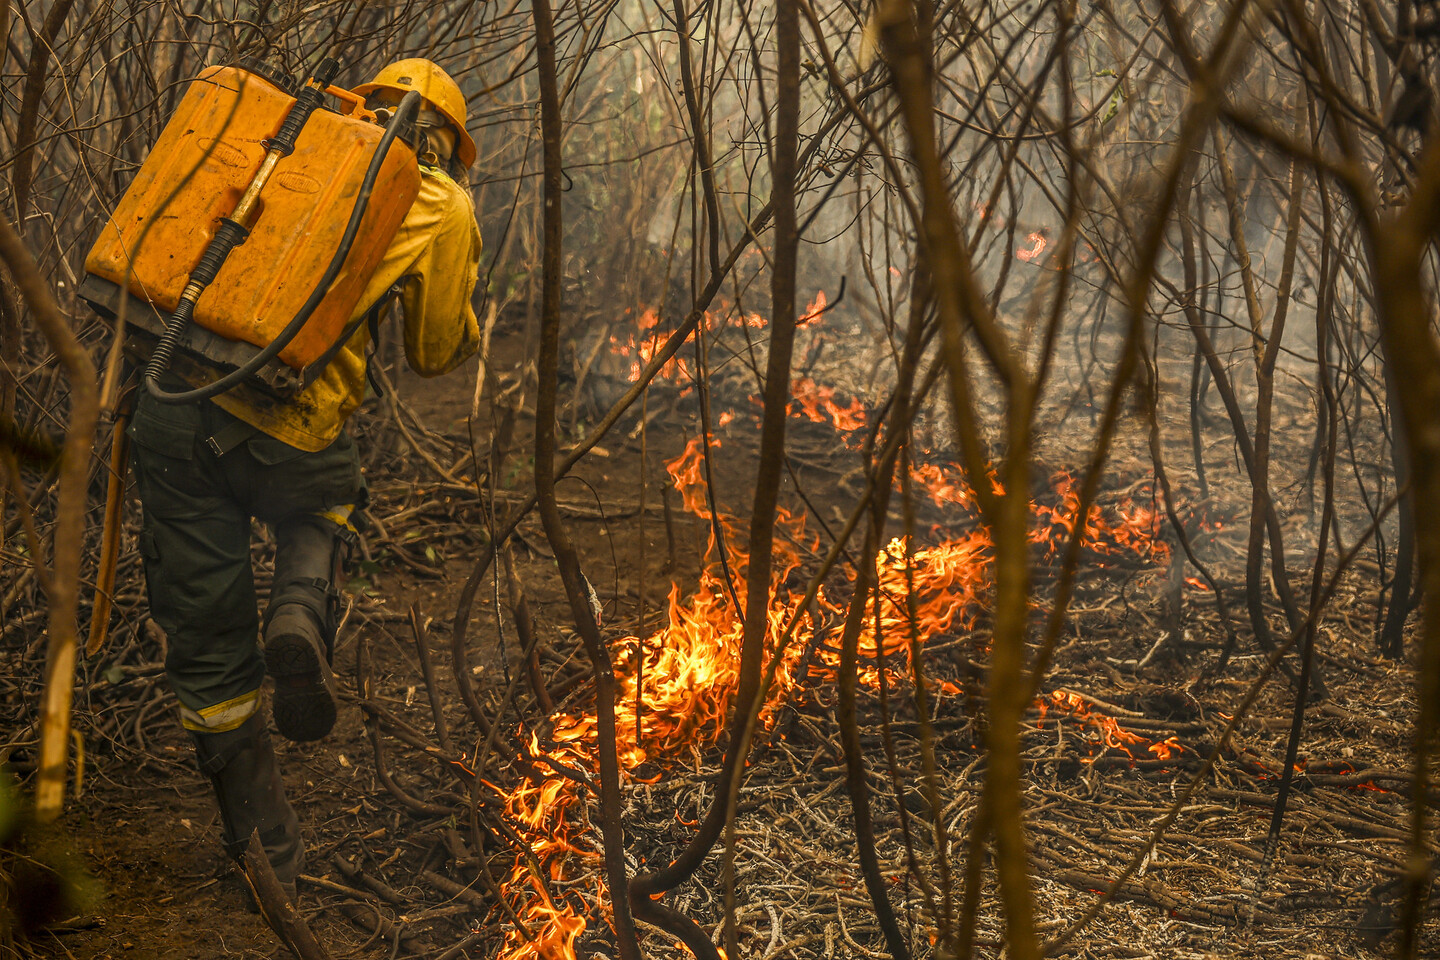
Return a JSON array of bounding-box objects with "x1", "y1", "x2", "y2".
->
[
  {"x1": 527, "y1": 2, "x2": 642, "y2": 956},
  {"x1": 0, "y1": 212, "x2": 99, "y2": 821},
  {"x1": 11, "y1": 0, "x2": 80, "y2": 221}
]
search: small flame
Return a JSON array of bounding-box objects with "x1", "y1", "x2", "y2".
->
[
  {"x1": 798, "y1": 290, "x2": 828, "y2": 325},
  {"x1": 1039, "y1": 691, "x2": 1185, "y2": 763},
  {"x1": 607, "y1": 295, "x2": 835, "y2": 385},
  {"x1": 790, "y1": 377, "x2": 866, "y2": 432},
  {"x1": 1016, "y1": 231, "x2": 1048, "y2": 262},
  {"x1": 1029, "y1": 472, "x2": 1170, "y2": 564},
  {"x1": 910, "y1": 462, "x2": 975, "y2": 508}
]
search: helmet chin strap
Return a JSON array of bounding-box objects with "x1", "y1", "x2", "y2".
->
[
  {"x1": 421, "y1": 123, "x2": 457, "y2": 163},
  {"x1": 367, "y1": 96, "x2": 456, "y2": 162}
]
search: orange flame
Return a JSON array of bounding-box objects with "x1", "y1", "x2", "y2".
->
[
  {"x1": 910, "y1": 462, "x2": 975, "y2": 508},
  {"x1": 799, "y1": 290, "x2": 828, "y2": 325},
  {"x1": 607, "y1": 293, "x2": 834, "y2": 384},
  {"x1": 790, "y1": 377, "x2": 866, "y2": 432},
  {"x1": 1030, "y1": 472, "x2": 1170, "y2": 564},
  {"x1": 1016, "y1": 231, "x2": 1048, "y2": 262},
  {"x1": 489, "y1": 369, "x2": 1178, "y2": 957},
  {"x1": 1038, "y1": 691, "x2": 1186, "y2": 763}
]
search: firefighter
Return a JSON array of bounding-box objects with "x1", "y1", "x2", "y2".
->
[{"x1": 125, "y1": 59, "x2": 480, "y2": 898}]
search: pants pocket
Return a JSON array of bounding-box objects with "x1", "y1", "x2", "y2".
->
[
  {"x1": 250, "y1": 430, "x2": 365, "y2": 524},
  {"x1": 137, "y1": 527, "x2": 172, "y2": 635},
  {"x1": 128, "y1": 396, "x2": 199, "y2": 461}
]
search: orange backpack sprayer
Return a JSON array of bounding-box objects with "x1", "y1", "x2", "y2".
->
[{"x1": 81, "y1": 59, "x2": 423, "y2": 403}]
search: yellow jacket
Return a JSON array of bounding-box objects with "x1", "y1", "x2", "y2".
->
[{"x1": 170, "y1": 166, "x2": 482, "y2": 451}]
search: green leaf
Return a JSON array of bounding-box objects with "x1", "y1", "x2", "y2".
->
[{"x1": 1102, "y1": 89, "x2": 1123, "y2": 126}]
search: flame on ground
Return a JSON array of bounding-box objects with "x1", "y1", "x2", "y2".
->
[
  {"x1": 488, "y1": 370, "x2": 1177, "y2": 957},
  {"x1": 790, "y1": 376, "x2": 866, "y2": 432},
  {"x1": 606, "y1": 295, "x2": 809, "y2": 386},
  {"x1": 1036, "y1": 692, "x2": 1186, "y2": 762}
]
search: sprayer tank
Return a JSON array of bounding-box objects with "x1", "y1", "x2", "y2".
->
[{"x1": 83, "y1": 64, "x2": 420, "y2": 374}]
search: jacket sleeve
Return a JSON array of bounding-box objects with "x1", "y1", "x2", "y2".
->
[{"x1": 396, "y1": 169, "x2": 483, "y2": 377}]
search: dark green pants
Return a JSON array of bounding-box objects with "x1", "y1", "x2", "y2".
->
[{"x1": 129, "y1": 393, "x2": 365, "y2": 732}]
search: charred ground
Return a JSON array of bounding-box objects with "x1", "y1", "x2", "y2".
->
[{"x1": 3, "y1": 306, "x2": 1432, "y2": 960}]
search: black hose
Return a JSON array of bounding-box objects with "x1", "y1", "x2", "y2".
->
[
  {"x1": 146, "y1": 89, "x2": 421, "y2": 404},
  {"x1": 143, "y1": 219, "x2": 249, "y2": 382},
  {"x1": 265, "y1": 58, "x2": 341, "y2": 156}
]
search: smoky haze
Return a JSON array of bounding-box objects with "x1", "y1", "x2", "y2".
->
[{"x1": 1, "y1": 1, "x2": 1436, "y2": 958}]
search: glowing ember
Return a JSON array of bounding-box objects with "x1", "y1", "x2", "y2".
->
[{"x1": 1016, "y1": 230, "x2": 1048, "y2": 262}]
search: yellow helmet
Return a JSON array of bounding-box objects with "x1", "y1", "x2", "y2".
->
[{"x1": 352, "y1": 59, "x2": 475, "y2": 169}]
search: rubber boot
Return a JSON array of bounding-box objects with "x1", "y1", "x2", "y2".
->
[
  {"x1": 192, "y1": 713, "x2": 304, "y2": 906},
  {"x1": 264, "y1": 518, "x2": 343, "y2": 742}
]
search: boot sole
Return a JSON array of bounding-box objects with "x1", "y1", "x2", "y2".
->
[{"x1": 265, "y1": 630, "x2": 337, "y2": 742}]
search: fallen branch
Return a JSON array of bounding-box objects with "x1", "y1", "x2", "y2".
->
[{"x1": 241, "y1": 832, "x2": 333, "y2": 960}]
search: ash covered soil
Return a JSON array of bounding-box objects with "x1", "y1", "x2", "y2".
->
[{"x1": 5, "y1": 318, "x2": 1435, "y2": 960}]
